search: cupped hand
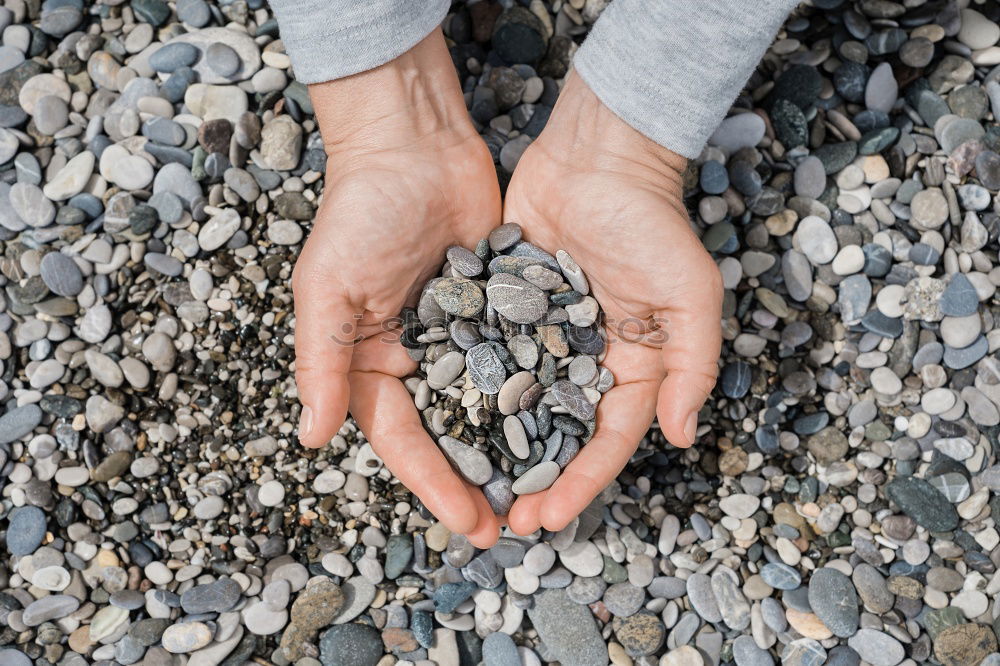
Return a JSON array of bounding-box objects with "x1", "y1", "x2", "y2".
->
[
  {"x1": 502, "y1": 73, "x2": 724, "y2": 535},
  {"x1": 292, "y1": 30, "x2": 503, "y2": 544}
]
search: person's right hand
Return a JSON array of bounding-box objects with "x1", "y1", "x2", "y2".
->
[
  {"x1": 501, "y1": 74, "x2": 724, "y2": 535},
  {"x1": 292, "y1": 30, "x2": 504, "y2": 545}
]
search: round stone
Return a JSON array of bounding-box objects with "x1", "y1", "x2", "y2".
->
[
  {"x1": 206, "y1": 41, "x2": 241, "y2": 77},
  {"x1": 39, "y1": 252, "x2": 83, "y2": 297},
  {"x1": 258, "y1": 479, "x2": 285, "y2": 507}
]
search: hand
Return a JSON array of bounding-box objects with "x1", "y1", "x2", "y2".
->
[
  {"x1": 292, "y1": 30, "x2": 504, "y2": 545},
  {"x1": 502, "y1": 73, "x2": 723, "y2": 534}
]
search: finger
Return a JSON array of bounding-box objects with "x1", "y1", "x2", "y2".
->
[
  {"x1": 507, "y1": 492, "x2": 544, "y2": 536},
  {"x1": 655, "y1": 270, "x2": 723, "y2": 448},
  {"x1": 348, "y1": 369, "x2": 479, "y2": 535},
  {"x1": 538, "y1": 379, "x2": 658, "y2": 532},
  {"x1": 292, "y1": 273, "x2": 357, "y2": 448},
  {"x1": 350, "y1": 329, "x2": 418, "y2": 378},
  {"x1": 464, "y1": 483, "x2": 504, "y2": 549}
]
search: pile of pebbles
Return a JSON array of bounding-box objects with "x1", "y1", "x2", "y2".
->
[
  {"x1": 4, "y1": 0, "x2": 1000, "y2": 665},
  {"x1": 402, "y1": 224, "x2": 611, "y2": 515}
]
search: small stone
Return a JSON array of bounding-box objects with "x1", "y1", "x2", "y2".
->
[
  {"x1": 206, "y1": 42, "x2": 240, "y2": 77},
  {"x1": 807, "y1": 568, "x2": 858, "y2": 638},
  {"x1": 199, "y1": 208, "x2": 242, "y2": 251},
  {"x1": 7, "y1": 506, "x2": 46, "y2": 555},
  {"x1": 511, "y1": 461, "x2": 559, "y2": 494},
  {"x1": 39, "y1": 252, "x2": 83, "y2": 298},
  {"x1": 260, "y1": 115, "x2": 302, "y2": 170},
  {"x1": 438, "y1": 435, "x2": 493, "y2": 485},
  {"x1": 434, "y1": 277, "x2": 485, "y2": 317},
  {"x1": 161, "y1": 622, "x2": 214, "y2": 653},
  {"x1": 486, "y1": 273, "x2": 548, "y2": 323},
  {"x1": 958, "y1": 8, "x2": 1000, "y2": 49},
  {"x1": 886, "y1": 476, "x2": 959, "y2": 531},
  {"x1": 940, "y1": 273, "x2": 979, "y2": 317},
  {"x1": 319, "y1": 623, "x2": 383, "y2": 666},
  {"x1": 551, "y1": 380, "x2": 596, "y2": 420},
  {"x1": 528, "y1": 589, "x2": 608, "y2": 666},
  {"x1": 612, "y1": 611, "x2": 666, "y2": 657},
  {"x1": 709, "y1": 113, "x2": 766, "y2": 153}
]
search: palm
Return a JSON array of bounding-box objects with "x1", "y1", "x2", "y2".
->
[
  {"x1": 502, "y1": 140, "x2": 723, "y2": 533},
  {"x1": 297, "y1": 140, "x2": 498, "y2": 338}
]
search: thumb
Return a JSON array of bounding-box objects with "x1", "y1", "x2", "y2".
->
[
  {"x1": 655, "y1": 272, "x2": 723, "y2": 448},
  {"x1": 292, "y1": 276, "x2": 358, "y2": 449}
]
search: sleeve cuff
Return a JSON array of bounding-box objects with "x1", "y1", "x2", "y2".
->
[
  {"x1": 269, "y1": 0, "x2": 450, "y2": 84},
  {"x1": 573, "y1": 0, "x2": 799, "y2": 158}
]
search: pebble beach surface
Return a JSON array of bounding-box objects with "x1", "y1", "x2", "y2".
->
[{"x1": 2, "y1": 0, "x2": 1000, "y2": 665}]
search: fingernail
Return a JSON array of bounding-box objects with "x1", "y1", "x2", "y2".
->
[
  {"x1": 683, "y1": 411, "x2": 698, "y2": 445},
  {"x1": 300, "y1": 405, "x2": 314, "y2": 441}
]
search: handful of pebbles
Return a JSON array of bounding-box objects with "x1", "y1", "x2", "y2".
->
[{"x1": 401, "y1": 223, "x2": 614, "y2": 515}]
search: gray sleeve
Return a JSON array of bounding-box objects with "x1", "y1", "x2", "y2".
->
[
  {"x1": 573, "y1": 0, "x2": 800, "y2": 159},
  {"x1": 267, "y1": 0, "x2": 450, "y2": 84}
]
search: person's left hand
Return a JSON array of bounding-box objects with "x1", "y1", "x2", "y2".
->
[{"x1": 502, "y1": 73, "x2": 724, "y2": 535}]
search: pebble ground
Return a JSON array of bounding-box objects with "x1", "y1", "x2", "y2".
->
[{"x1": 2, "y1": 1, "x2": 1000, "y2": 666}]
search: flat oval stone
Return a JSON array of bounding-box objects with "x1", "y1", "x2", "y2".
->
[
  {"x1": 162, "y1": 622, "x2": 213, "y2": 653},
  {"x1": 149, "y1": 42, "x2": 200, "y2": 72},
  {"x1": 206, "y1": 41, "x2": 240, "y2": 77},
  {"x1": 0, "y1": 650, "x2": 31, "y2": 666},
  {"x1": 181, "y1": 577, "x2": 241, "y2": 614},
  {"x1": 319, "y1": 623, "x2": 382, "y2": 666},
  {"x1": 511, "y1": 461, "x2": 559, "y2": 494},
  {"x1": 507, "y1": 334, "x2": 538, "y2": 369},
  {"x1": 551, "y1": 380, "x2": 596, "y2": 421},
  {"x1": 710, "y1": 113, "x2": 766, "y2": 153},
  {"x1": 498, "y1": 370, "x2": 536, "y2": 415},
  {"x1": 426, "y1": 351, "x2": 466, "y2": 390},
  {"x1": 466, "y1": 343, "x2": 506, "y2": 394},
  {"x1": 7, "y1": 505, "x2": 47, "y2": 555},
  {"x1": 446, "y1": 245, "x2": 484, "y2": 277},
  {"x1": 486, "y1": 273, "x2": 548, "y2": 324},
  {"x1": 448, "y1": 320, "x2": 482, "y2": 350},
  {"x1": 438, "y1": 435, "x2": 492, "y2": 485},
  {"x1": 1, "y1": 404, "x2": 45, "y2": 443},
  {"x1": 847, "y1": 628, "x2": 904, "y2": 666},
  {"x1": 489, "y1": 223, "x2": 522, "y2": 251},
  {"x1": 503, "y1": 414, "x2": 530, "y2": 459},
  {"x1": 559, "y1": 541, "x2": 604, "y2": 577},
  {"x1": 760, "y1": 562, "x2": 802, "y2": 590},
  {"x1": 23, "y1": 595, "x2": 80, "y2": 626},
  {"x1": 807, "y1": 568, "x2": 859, "y2": 638},
  {"x1": 434, "y1": 277, "x2": 484, "y2": 317},
  {"x1": 528, "y1": 589, "x2": 608, "y2": 666},
  {"x1": 886, "y1": 476, "x2": 959, "y2": 531}
]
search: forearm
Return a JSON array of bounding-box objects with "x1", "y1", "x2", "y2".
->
[
  {"x1": 574, "y1": 0, "x2": 799, "y2": 158},
  {"x1": 307, "y1": 29, "x2": 473, "y2": 160},
  {"x1": 268, "y1": 0, "x2": 449, "y2": 84}
]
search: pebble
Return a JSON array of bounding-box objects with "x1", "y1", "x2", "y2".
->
[
  {"x1": 320, "y1": 623, "x2": 383, "y2": 666},
  {"x1": 511, "y1": 461, "x2": 560, "y2": 494},
  {"x1": 528, "y1": 589, "x2": 608, "y2": 666},
  {"x1": 161, "y1": 622, "x2": 214, "y2": 653},
  {"x1": 438, "y1": 436, "x2": 493, "y2": 485},
  {"x1": 39, "y1": 252, "x2": 83, "y2": 298},
  {"x1": 7, "y1": 505, "x2": 46, "y2": 555},
  {"x1": 807, "y1": 568, "x2": 858, "y2": 638}
]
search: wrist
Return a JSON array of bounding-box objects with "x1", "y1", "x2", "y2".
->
[
  {"x1": 308, "y1": 28, "x2": 475, "y2": 159},
  {"x1": 536, "y1": 73, "x2": 687, "y2": 189}
]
